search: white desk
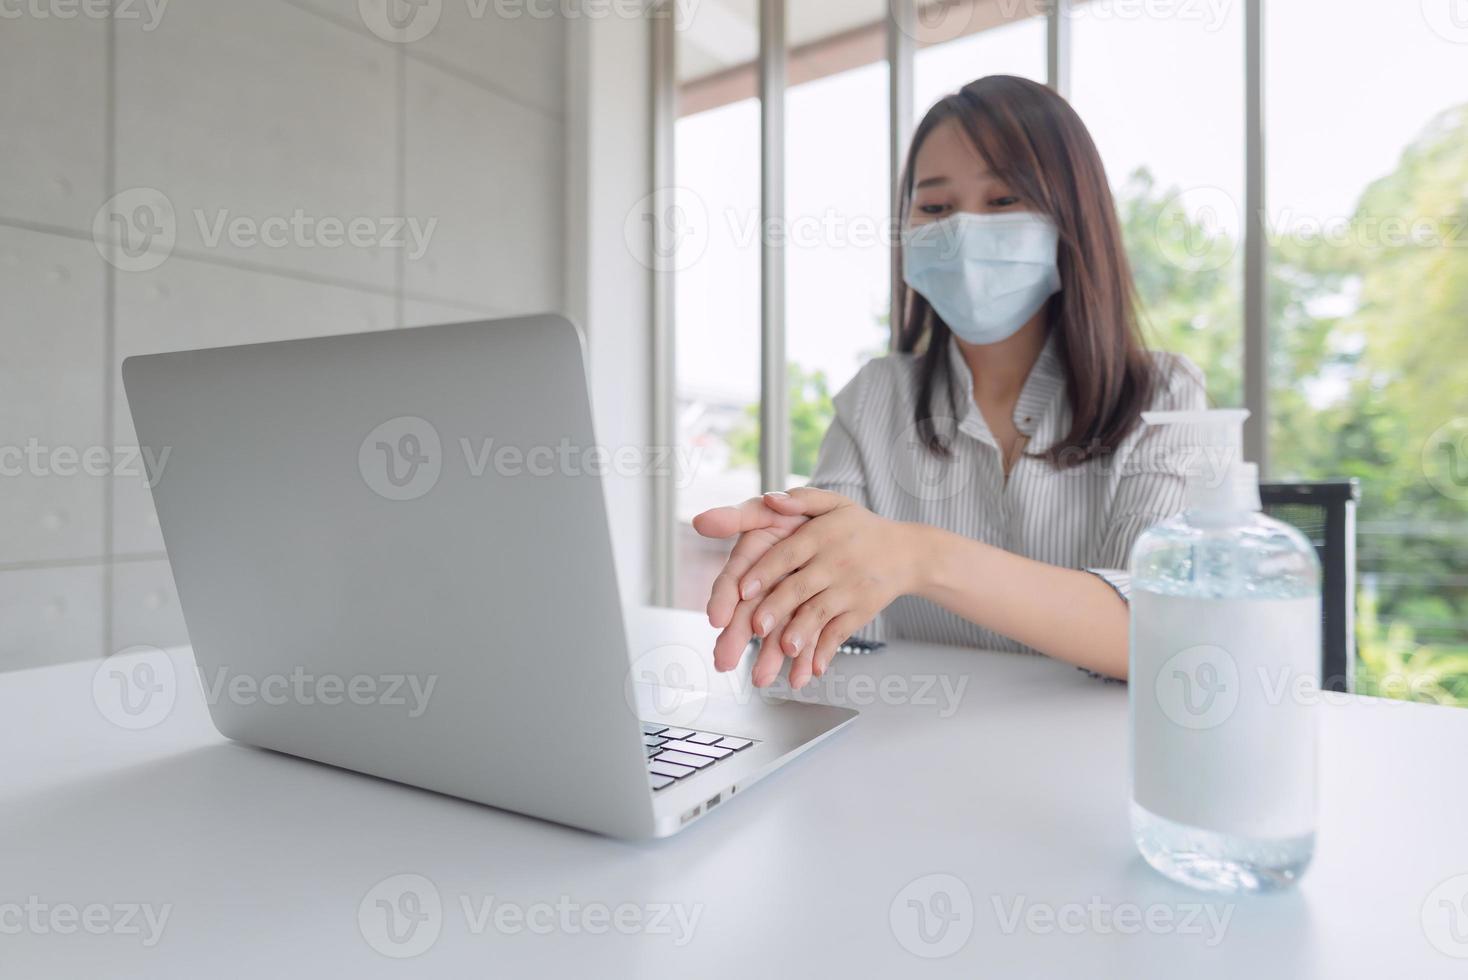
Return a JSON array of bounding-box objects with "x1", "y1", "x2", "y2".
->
[{"x1": 4, "y1": 607, "x2": 1467, "y2": 978}]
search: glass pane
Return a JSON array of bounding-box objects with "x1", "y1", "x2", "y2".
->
[
  {"x1": 914, "y1": 3, "x2": 1047, "y2": 113},
  {"x1": 673, "y1": 5, "x2": 761, "y2": 610},
  {"x1": 786, "y1": 0, "x2": 891, "y2": 484},
  {"x1": 1070, "y1": 0, "x2": 1245, "y2": 408},
  {"x1": 1267, "y1": 1, "x2": 1468, "y2": 705}
]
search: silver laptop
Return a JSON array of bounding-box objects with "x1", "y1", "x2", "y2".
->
[{"x1": 121, "y1": 314, "x2": 856, "y2": 839}]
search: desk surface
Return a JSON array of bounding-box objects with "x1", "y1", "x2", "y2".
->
[{"x1": 3, "y1": 607, "x2": 1467, "y2": 978}]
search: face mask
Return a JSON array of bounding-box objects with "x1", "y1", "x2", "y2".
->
[{"x1": 902, "y1": 211, "x2": 1062, "y2": 345}]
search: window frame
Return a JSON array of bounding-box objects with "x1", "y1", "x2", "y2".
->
[{"x1": 648, "y1": 0, "x2": 1269, "y2": 604}]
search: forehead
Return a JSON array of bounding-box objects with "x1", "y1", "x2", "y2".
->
[{"x1": 913, "y1": 116, "x2": 992, "y2": 181}]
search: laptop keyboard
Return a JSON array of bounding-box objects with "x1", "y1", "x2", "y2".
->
[{"x1": 641, "y1": 722, "x2": 757, "y2": 791}]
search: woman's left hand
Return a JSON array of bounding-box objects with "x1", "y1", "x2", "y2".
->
[{"x1": 740, "y1": 488, "x2": 924, "y2": 688}]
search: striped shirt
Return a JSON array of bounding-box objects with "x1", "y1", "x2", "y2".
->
[{"x1": 808, "y1": 332, "x2": 1207, "y2": 653}]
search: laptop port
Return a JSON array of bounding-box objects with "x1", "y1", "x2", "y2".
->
[
  {"x1": 706, "y1": 793, "x2": 722, "y2": 809},
  {"x1": 680, "y1": 805, "x2": 701, "y2": 825}
]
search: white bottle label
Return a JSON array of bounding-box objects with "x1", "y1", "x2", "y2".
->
[{"x1": 1131, "y1": 590, "x2": 1320, "y2": 840}]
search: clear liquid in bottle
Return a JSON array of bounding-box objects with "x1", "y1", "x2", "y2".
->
[{"x1": 1127, "y1": 409, "x2": 1321, "y2": 894}]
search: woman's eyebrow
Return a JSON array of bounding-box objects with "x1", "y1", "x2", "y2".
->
[{"x1": 915, "y1": 168, "x2": 997, "y2": 190}]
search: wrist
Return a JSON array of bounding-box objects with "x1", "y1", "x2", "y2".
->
[
  {"x1": 905, "y1": 523, "x2": 997, "y2": 604},
  {"x1": 899, "y1": 521, "x2": 948, "y2": 598}
]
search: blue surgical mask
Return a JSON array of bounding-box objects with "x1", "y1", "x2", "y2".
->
[{"x1": 902, "y1": 211, "x2": 1062, "y2": 345}]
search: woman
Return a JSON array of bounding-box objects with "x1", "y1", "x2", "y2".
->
[{"x1": 693, "y1": 75, "x2": 1205, "y2": 689}]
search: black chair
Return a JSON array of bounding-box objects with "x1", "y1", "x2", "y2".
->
[{"x1": 1260, "y1": 480, "x2": 1360, "y2": 693}]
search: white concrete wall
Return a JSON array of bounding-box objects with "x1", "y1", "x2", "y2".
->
[
  {"x1": 564, "y1": 5, "x2": 655, "y2": 615},
  {"x1": 1, "y1": 1, "x2": 653, "y2": 669}
]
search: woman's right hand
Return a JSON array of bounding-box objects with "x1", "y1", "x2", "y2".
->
[{"x1": 691, "y1": 496, "x2": 809, "y2": 678}]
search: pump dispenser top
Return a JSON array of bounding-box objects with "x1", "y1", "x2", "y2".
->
[{"x1": 1141, "y1": 408, "x2": 1259, "y2": 514}]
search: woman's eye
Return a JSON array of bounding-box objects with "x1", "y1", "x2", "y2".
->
[
  {"x1": 917, "y1": 203, "x2": 950, "y2": 216},
  {"x1": 989, "y1": 195, "x2": 1021, "y2": 208}
]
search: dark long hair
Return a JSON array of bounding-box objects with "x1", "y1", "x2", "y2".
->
[{"x1": 895, "y1": 75, "x2": 1158, "y2": 467}]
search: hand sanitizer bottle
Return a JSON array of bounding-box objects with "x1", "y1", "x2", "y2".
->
[{"x1": 1128, "y1": 409, "x2": 1321, "y2": 893}]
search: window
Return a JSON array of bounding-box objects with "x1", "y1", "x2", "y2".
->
[
  {"x1": 1266, "y1": 1, "x2": 1468, "y2": 705},
  {"x1": 672, "y1": 3, "x2": 761, "y2": 610},
  {"x1": 914, "y1": 4, "x2": 1046, "y2": 113},
  {"x1": 784, "y1": 0, "x2": 892, "y2": 484},
  {"x1": 1070, "y1": 0, "x2": 1245, "y2": 406},
  {"x1": 655, "y1": 1, "x2": 1468, "y2": 707}
]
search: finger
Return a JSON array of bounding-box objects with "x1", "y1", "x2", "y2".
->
[
  {"x1": 707, "y1": 528, "x2": 784, "y2": 628},
  {"x1": 740, "y1": 529, "x2": 820, "y2": 602},
  {"x1": 814, "y1": 613, "x2": 865, "y2": 676},
  {"x1": 760, "y1": 487, "x2": 848, "y2": 518},
  {"x1": 692, "y1": 496, "x2": 782, "y2": 539},
  {"x1": 751, "y1": 628, "x2": 789, "y2": 688},
  {"x1": 784, "y1": 589, "x2": 846, "y2": 672},
  {"x1": 711, "y1": 594, "x2": 758, "y2": 672},
  {"x1": 786, "y1": 592, "x2": 842, "y2": 690},
  {"x1": 751, "y1": 567, "x2": 832, "y2": 653},
  {"x1": 788, "y1": 639, "x2": 818, "y2": 690},
  {"x1": 762, "y1": 619, "x2": 790, "y2": 665}
]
